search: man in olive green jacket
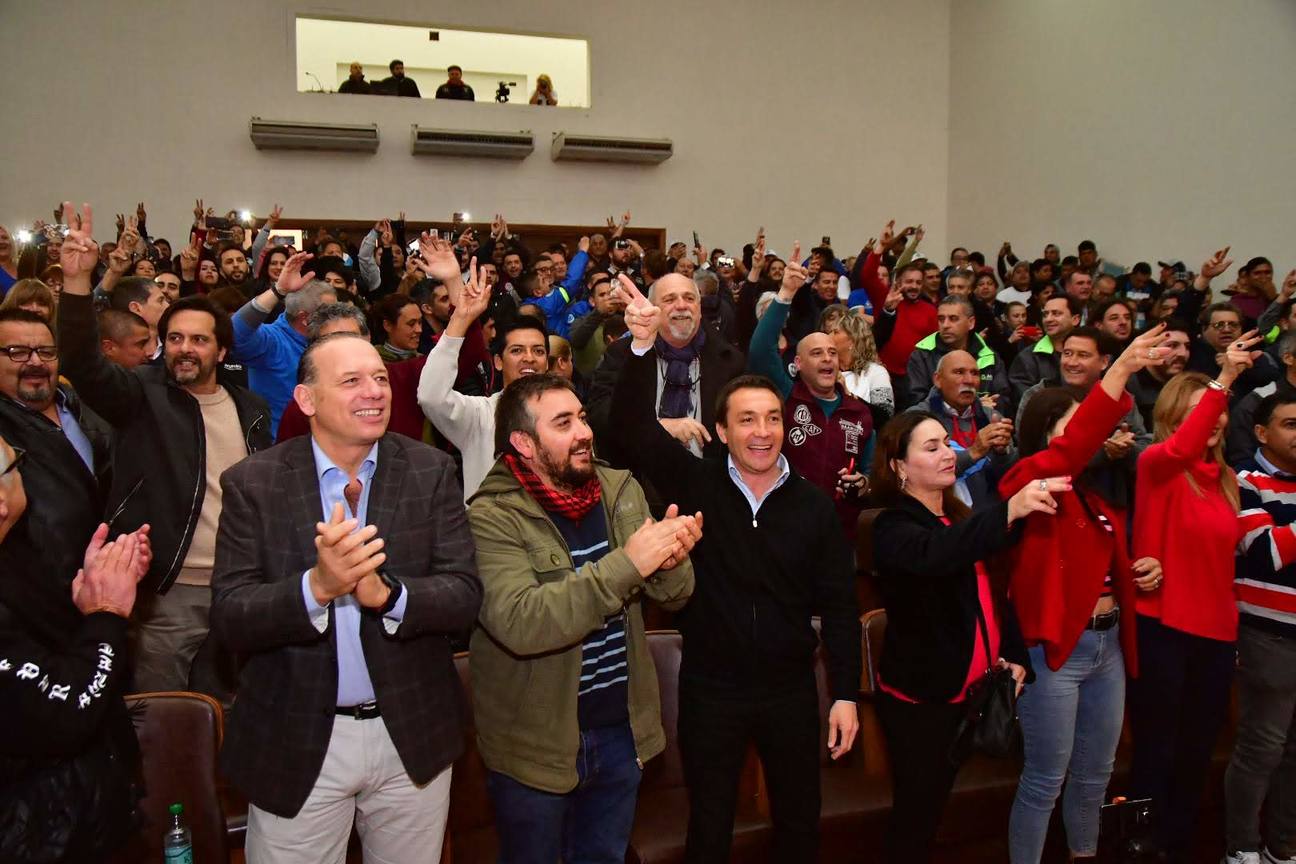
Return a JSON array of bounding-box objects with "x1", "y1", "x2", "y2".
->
[{"x1": 467, "y1": 373, "x2": 696, "y2": 862}]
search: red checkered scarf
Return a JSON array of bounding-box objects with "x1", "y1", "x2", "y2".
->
[{"x1": 504, "y1": 453, "x2": 602, "y2": 521}]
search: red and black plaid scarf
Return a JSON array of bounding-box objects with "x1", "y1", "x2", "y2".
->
[{"x1": 504, "y1": 453, "x2": 602, "y2": 521}]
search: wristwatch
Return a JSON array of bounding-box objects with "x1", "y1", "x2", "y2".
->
[
  {"x1": 270, "y1": 283, "x2": 287, "y2": 302},
  {"x1": 368, "y1": 570, "x2": 404, "y2": 617}
]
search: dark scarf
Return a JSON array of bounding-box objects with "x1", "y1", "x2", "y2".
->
[
  {"x1": 504, "y1": 454, "x2": 602, "y2": 521},
  {"x1": 655, "y1": 327, "x2": 706, "y2": 419}
]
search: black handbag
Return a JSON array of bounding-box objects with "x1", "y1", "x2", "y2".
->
[{"x1": 948, "y1": 600, "x2": 1021, "y2": 766}]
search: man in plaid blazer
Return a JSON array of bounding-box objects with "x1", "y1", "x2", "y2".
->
[{"x1": 211, "y1": 332, "x2": 481, "y2": 863}]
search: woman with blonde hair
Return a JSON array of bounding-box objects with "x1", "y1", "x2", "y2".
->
[
  {"x1": 529, "y1": 74, "x2": 558, "y2": 106},
  {"x1": 1128, "y1": 331, "x2": 1261, "y2": 861},
  {"x1": 0, "y1": 278, "x2": 57, "y2": 323},
  {"x1": 819, "y1": 304, "x2": 894, "y2": 419}
]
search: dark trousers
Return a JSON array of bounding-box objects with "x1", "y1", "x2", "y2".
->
[
  {"x1": 487, "y1": 723, "x2": 641, "y2": 864},
  {"x1": 1128, "y1": 613, "x2": 1235, "y2": 860},
  {"x1": 678, "y1": 677, "x2": 821, "y2": 863},
  {"x1": 875, "y1": 691, "x2": 965, "y2": 863},
  {"x1": 1224, "y1": 624, "x2": 1296, "y2": 857}
]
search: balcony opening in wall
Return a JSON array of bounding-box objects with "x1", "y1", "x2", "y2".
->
[{"x1": 295, "y1": 16, "x2": 590, "y2": 108}]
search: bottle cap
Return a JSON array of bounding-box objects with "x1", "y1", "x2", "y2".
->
[{"x1": 169, "y1": 803, "x2": 184, "y2": 816}]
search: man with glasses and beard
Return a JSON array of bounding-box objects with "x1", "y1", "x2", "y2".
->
[
  {"x1": 467, "y1": 372, "x2": 697, "y2": 862},
  {"x1": 587, "y1": 273, "x2": 745, "y2": 469},
  {"x1": 55, "y1": 202, "x2": 273, "y2": 694},
  {"x1": 0, "y1": 309, "x2": 109, "y2": 582}
]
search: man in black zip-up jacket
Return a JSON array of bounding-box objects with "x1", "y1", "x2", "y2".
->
[
  {"x1": 610, "y1": 278, "x2": 861, "y2": 863},
  {"x1": 56, "y1": 202, "x2": 272, "y2": 693}
]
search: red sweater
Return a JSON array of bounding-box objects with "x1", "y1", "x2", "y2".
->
[
  {"x1": 857, "y1": 250, "x2": 937, "y2": 375},
  {"x1": 1133, "y1": 386, "x2": 1243, "y2": 641},
  {"x1": 999, "y1": 386, "x2": 1140, "y2": 675}
]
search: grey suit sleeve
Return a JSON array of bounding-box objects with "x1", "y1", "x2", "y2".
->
[
  {"x1": 210, "y1": 469, "x2": 327, "y2": 653},
  {"x1": 390, "y1": 462, "x2": 482, "y2": 639}
]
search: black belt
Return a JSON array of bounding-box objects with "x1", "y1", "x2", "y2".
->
[
  {"x1": 1086, "y1": 606, "x2": 1120, "y2": 631},
  {"x1": 336, "y1": 701, "x2": 381, "y2": 720}
]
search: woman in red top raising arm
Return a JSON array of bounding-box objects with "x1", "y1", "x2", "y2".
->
[
  {"x1": 1129, "y1": 330, "x2": 1263, "y2": 862},
  {"x1": 1000, "y1": 326, "x2": 1170, "y2": 863}
]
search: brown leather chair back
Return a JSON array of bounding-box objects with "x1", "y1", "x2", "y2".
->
[
  {"x1": 446, "y1": 652, "x2": 496, "y2": 861},
  {"x1": 642, "y1": 630, "x2": 685, "y2": 789},
  {"x1": 109, "y1": 691, "x2": 228, "y2": 864},
  {"x1": 860, "y1": 609, "x2": 887, "y2": 694},
  {"x1": 855, "y1": 508, "x2": 884, "y2": 572}
]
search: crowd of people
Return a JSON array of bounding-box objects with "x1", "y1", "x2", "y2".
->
[
  {"x1": 0, "y1": 198, "x2": 1294, "y2": 864},
  {"x1": 333, "y1": 59, "x2": 559, "y2": 105}
]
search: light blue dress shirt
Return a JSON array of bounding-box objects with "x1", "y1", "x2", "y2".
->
[
  {"x1": 299, "y1": 438, "x2": 408, "y2": 706},
  {"x1": 54, "y1": 390, "x2": 95, "y2": 474},
  {"x1": 726, "y1": 453, "x2": 791, "y2": 520}
]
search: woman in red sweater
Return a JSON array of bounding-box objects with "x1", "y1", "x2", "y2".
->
[
  {"x1": 1129, "y1": 331, "x2": 1262, "y2": 862},
  {"x1": 1000, "y1": 326, "x2": 1170, "y2": 863}
]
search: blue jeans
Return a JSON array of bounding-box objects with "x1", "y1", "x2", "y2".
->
[
  {"x1": 1009, "y1": 626, "x2": 1126, "y2": 862},
  {"x1": 487, "y1": 723, "x2": 642, "y2": 864}
]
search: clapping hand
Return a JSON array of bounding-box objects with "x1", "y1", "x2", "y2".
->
[{"x1": 309, "y1": 503, "x2": 387, "y2": 606}]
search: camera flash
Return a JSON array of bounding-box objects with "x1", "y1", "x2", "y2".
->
[
  {"x1": 239, "y1": 210, "x2": 252, "y2": 223},
  {"x1": 14, "y1": 229, "x2": 32, "y2": 244},
  {"x1": 461, "y1": 212, "x2": 471, "y2": 222}
]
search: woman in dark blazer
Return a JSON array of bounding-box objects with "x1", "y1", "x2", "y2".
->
[{"x1": 869, "y1": 410, "x2": 1069, "y2": 862}]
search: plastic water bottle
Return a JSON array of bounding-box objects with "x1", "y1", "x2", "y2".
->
[{"x1": 163, "y1": 802, "x2": 194, "y2": 863}]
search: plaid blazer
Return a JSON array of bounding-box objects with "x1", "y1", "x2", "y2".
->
[{"x1": 211, "y1": 433, "x2": 481, "y2": 818}]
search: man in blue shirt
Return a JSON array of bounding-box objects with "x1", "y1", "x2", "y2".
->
[
  {"x1": 231, "y1": 250, "x2": 336, "y2": 435},
  {"x1": 212, "y1": 332, "x2": 481, "y2": 862}
]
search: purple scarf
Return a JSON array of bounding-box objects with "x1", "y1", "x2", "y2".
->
[{"x1": 655, "y1": 328, "x2": 706, "y2": 419}]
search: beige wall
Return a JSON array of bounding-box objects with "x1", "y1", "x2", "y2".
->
[
  {"x1": 0, "y1": 0, "x2": 952, "y2": 259},
  {"x1": 948, "y1": 0, "x2": 1296, "y2": 278}
]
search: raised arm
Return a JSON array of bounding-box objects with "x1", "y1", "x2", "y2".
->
[{"x1": 54, "y1": 202, "x2": 147, "y2": 427}]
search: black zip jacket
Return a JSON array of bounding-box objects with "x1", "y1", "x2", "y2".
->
[
  {"x1": 0, "y1": 388, "x2": 109, "y2": 583},
  {"x1": 611, "y1": 346, "x2": 862, "y2": 701},
  {"x1": 871, "y1": 495, "x2": 1032, "y2": 703},
  {"x1": 56, "y1": 292, "x2": 272, "y2": 594}
]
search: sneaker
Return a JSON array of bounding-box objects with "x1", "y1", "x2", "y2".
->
[
  {"x1": 1263, "y1": 849, "x2": 1296, "y2": 864},
  {"x1": 1224, "y1": 853, "x2": 1261, "y2": 864}
]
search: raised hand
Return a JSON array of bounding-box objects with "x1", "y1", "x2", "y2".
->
[
  {"x1": 1200, "y1": 246, "x2": 1232, "y2": 280},
  {"x1": 883, "y1": 281, "x2": 903, "y2": 312},
  {"x1": 418, "y1": 231, "x2": 463, "y2": 284},
  {"x1": 879, "y1": 219, "x2": 896, "y2": 251},
  {"x1": 1219, "y1": 330, "x2": 1264, "y2": 387},
  {"x1": 452, "y1": 258, "x2": 491, "y2": 321},
  {"x1": 266, "y1": 203, "x2": 283, "y2": 227},
  {"x1": 578, "y1": 235, "x2": 591, "y2": 253},
  {"x1": 378, "y1": 219, "x2": 394, "y2": 246},
  {"x1": 1007, "y1": 475, "x2": 1073, "y2": 524},
  {"x1": 1108, "y1": 323, "x2": 1171, "y2": 394},
  {"x1": 58, "y1": 201, "x2": 99, "y2": 286},
  {"x1": 106, "y1": 243, "x2": 132, "y2": 275},
  {"x1": 276, "y1": 251, "x2": 317, "y2": 294},
  {"x1": 778, "y1": 241, "x2": 807, "y2": 301},
  {"x1": 136, "y1": 201, "x2": 147, "y2": 224},
  {"x1": 115, "y1": 213, "x2": 126, "y2": 237},
  {"x1": 914, "y1": 224, "x2": 926, "y2": 244},
  {"x1": 193, "y1": 199, "x2": 205, "y2": 222},
  {"x1": 491, "y1": 213, "x2": 505, "y2": 240}
]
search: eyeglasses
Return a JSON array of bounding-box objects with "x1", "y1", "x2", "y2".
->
[
  {"x1": 1209, "y1": 321, "x2": 1241, "y2": 332},
  {"x1": 0, "y1": 345, "x2": 57, "y2": 363},
  {"x1": 1, "y1": 447, "x2": 26, "y2": 477}
]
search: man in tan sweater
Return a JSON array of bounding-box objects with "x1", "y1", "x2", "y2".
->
[{"x1": 56, "y1": 202, "x2": 274, "y2": 694}]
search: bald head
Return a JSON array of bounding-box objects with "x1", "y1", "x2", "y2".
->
[
  {"x1": 795, "y1": 332, "x2": 840, "y2": 399},
  {"x1": 933, "y1": 349, "x2": 980, "y2": 410}
]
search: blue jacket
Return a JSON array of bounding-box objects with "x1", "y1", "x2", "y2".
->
[
  {"x1": 525, "y1": 249, "x2": 590, "y2": 338},
  {"x1": 232, "y1": 302, "x2": 307, "y2": 436}
]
